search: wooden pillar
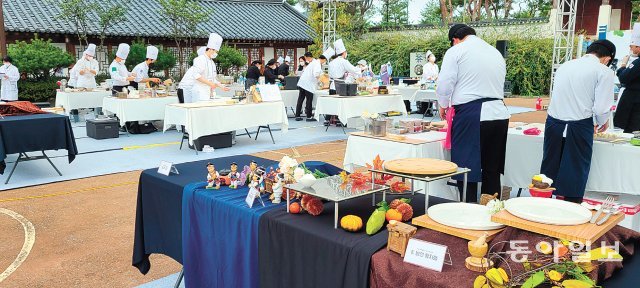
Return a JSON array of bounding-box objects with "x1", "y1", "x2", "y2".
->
[{"x1": 0, "y1": 0, "x2": 7, "y2": 57}]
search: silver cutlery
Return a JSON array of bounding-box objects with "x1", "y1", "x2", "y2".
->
[
  {"x1": 590, "y1": 196, "x2": 614, "y2": 224},
  {"x1": 597, "y1": 205, "x2": 617, "y2": 226}
]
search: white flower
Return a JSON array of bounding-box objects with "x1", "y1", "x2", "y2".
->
[
  {"x1": 278, "y1": 156, "x2": 298, "y2": 174},
  {"x1": 487, "y1": 199, "x2": 505, "y2": 215},
  {"x1": 293, "y1": 167, "x2": 305, "y2": 181},
  {"x1": 361, "y1": 111, "x2": 371, "y2": 119},
  {"x1": 371, "y1": 113, "x2": 380, "y2": 119}
]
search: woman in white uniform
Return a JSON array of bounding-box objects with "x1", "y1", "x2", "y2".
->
[
  {"x1": 75, "y1": 44, "x2": 99, "y2": 89},
  {"x1": 0, "y1": 56, "x2": 20, "y2": 102},
  {"x1": 189, "y1": 33, "x2": 230, "y2": 101},
  {"x1": 421, "y1": 50, "x2": 439, "y2": 82}
]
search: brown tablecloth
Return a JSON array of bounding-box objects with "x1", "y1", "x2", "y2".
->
[
  {"x1": 370, "y1": 226, "x2": 640, "y2": 288},
  {"x1": 0, "y1": 101, "x2": 45, "y2": 116}
]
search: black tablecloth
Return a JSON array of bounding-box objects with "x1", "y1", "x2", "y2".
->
[
  {"x1": 0, "y1": 113, "x2": 78, "y2": 174},
  {"x1": 258, "y1": 193, "x2": 449, "y2": 288},
  {"x1": 132, "y1": 155, "x2": 275, "y2": 274}
]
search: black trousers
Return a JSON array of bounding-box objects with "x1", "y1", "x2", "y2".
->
[
  {"x1": 177, "y1": 88, "x2": 185, "y2": 104},
  {"x1": 296, "y1": 88, "x2": 314, "y2": 118},
  {"x1": 479, "y1": 119, "x2": 509, "y2": 197},
  {"x1": 112, "y1": 85, "x2": 127, "y2": 95},
  {"x1": 457, "y1": 181, "x2": 479, "y2": 203}
]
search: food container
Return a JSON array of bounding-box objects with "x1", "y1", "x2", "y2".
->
[
  {"x1": 529, "y1": 187, "x2": 554, "y2": 198},
  {"x1": 631, "y1": 137, "x2": 640, "y2": 146},
  {"x1": 372, "y1": 120, "x2": 387, "y2": 137}
]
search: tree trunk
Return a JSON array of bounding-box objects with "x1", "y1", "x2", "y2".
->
[
  {"x1": 484, "y1": 0, "x2": 491, "y2": 20},
  {"x1": 439, "y1": 0, "x2": 449, "y2": 24},
  {"x1": 504, "y1": 0, "x2": 512, "y2": 19}
]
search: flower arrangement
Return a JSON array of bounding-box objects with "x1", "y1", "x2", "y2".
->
[
  {"x1": 486, "y1": 199, "x2": 505, "y2": 215},
  {"x1": 279, "y1": 156, "x2": 300, "y2": 182},
  {"x1": 361, "y1": 111, "x2": 382, "y2": 121}
]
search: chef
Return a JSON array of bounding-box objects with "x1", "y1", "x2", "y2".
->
[
  {"x1": 295, "y1": 48, "x2": 333, "y2": 121},
  {"x1": 541, "y1": 40, "x2": 615, "y2": 203},
  {"x1": 178, "y1": 47, "x2": 206, "y2": 103},
  {"x1": 189, "y1": 33, "x2": 230, "y2": 102},
  {"x1": 436, "y1": 24, "x2": 510, "y2": 203},
  {"x1": 614, "y1": 23, "x2": 640, "y2": 133},
  {"x1": 132, "y1": 46, "x2": 162, "y2": 90},
  {"x1": 75, "y1": 44, "x2": 99, "y2": 89},
  {"x1": 0, "y1": 56, "x2": 20, "y2": 101},
  {"x1": 278, "y1": 56, "x2": 291, "y2": 77},
  {"x1": 421, "y1": 50, "x2": 439, "y2": 82},
  {"x1": 109, "y1": 43, "x2": 136, "y2": 95},
  {"x1": 328, "y1": 39, "x2": 360, "y2": 95},
  {"x1": 67, "y1": 64, "x2": 78, "y2": 89},
  {"x1": 264, "y1": 59, "x2": 283, "y2": 84}
]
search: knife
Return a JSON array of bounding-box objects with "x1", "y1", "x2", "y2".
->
[
  {"x1": 597, "y1": 210, "x2": 614, "y2": 226},
  {"x1": 590, "y1": 205, "x2": 604, "y2": 224}
]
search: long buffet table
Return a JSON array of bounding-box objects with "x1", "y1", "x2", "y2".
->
[
  {"x1": 103, "y1": 96, "x2": 179, "y2": 126},
  {"x1": 55, "y1": 90, "x2": 111, "y2": 115},
  {"x1": 314, "y1": 94, "x2": 407, "y2": 122}
]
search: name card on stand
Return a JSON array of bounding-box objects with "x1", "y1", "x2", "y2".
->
[
  {"x1": 257, "y1": 84, "x2": 282, "y2": 102},
  {"x1": 403, "y1": 239, "x2": 449, "y2": 272},
  {"x1": 245, "y1": 187, "x2": 265, "y2": 208},
  {"x1": 157, "y1": 161, "x2": 179, "y2": 176}
]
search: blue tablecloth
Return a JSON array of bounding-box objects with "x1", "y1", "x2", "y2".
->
[
  {"x1": 182, "y1": 161, "x2": 341, "y2": 288},
  {"x1": 0, "y1": 113, "x2": 77, "y2": 174}
]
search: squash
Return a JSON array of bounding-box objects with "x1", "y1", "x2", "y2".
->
[
  {"x1": 385, "y1": 209, "x2": 403, "y2": 222},
  {"x1": 340, "y1": 215, "x2": 363, "y2": 232}
]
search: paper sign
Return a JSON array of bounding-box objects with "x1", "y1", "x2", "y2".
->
[
  {"x1": 256, "y1": 84, "x2": 282, "y2": 102},
  {"x1": 245, "y1": 187, "x2": 260, "y2": 208},
  {"x1": 403, "y1": 239, "x2": 448, "y2": 272},
  {"x1": 157, "y1": 161, "x2": 173, "y2": 176}
]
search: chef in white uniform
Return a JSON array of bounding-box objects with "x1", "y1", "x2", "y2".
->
[
  {"x1": 68, "y1": 64, "x2": 79, "y2": 88},
  {"x1": 0, "y1": 56, "x2": 20, "y2": 101},
  {"x1": 132, "y1": 46, "x2": 162, "y2": 90},
  {"x1": 75, "y1": 44, "x2": 99, "y2": 89},
  {"x1": 109, "y1": 43, "x2": 136, "y2": 95},
  {"x1": 328, "y1": 39, "x2": 360, "y2": 95},
  {"x1": 189, "y1": 33, "x2": 230, "y2": 101},
  {"x1": 295, "y1": 47, "x2": 333, "y2": 121},
  {"x1": 421, "y1": 50, "x2": 439, "y2": 82},
  {"x1": 178, "y1": 47, "x2": 206, "y2": 103},
  {"x1": 436, "y1": 24, "x2": 510, "y2": 203}
]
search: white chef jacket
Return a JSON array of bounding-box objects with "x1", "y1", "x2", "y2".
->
[
  {"x1": 297, "y1": 59, "x2": 323, "y2": 93},
  {"x1": 421, "y1": 62, "x2": 439, "y2": 82},
  {"x1": 0, "y1": 64, "x2": 20, "y2": 101},
  {"x1": 109, "y1": 60, "x2": 131, "y2": 87},
  {"x1": 436, "y1": 35, "x2": 509, "y2": 121},
  {"x1": 179, "y1": 66, "x2": 199, "y2": 103},
  {"x1": 328, "y1": 56, "x2": 359, "y2": 80},
  {"x1": 190, "y1": 55, "x2": 219, "y2": 101},
  {"x1": 548, "y1": 54, "x2": 614, "y2": 126},
  {"x1": 133, "y1": 62, "x2": 150, "y2": 84},
  {"x1": 68, "y1": 65, "x2": 79, "y2": 87},
  {"x1": 74, "y1": 57, "x2": 99, "y2": 89}
]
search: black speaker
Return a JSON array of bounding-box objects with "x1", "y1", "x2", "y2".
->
[{"x1": 496, "y1": 40, "x2": 508, "y2": 58}]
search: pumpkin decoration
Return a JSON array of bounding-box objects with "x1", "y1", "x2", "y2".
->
[
  {"x1": 389, "y1": 198, "x2": 411, "y2": 209},
  {"x1": 340, "y1": 215, "x2": 363, "y2": 232},
  {"x1": 395, "y1": 203, "x2": 414, "y2": 221},
  {"x1": 305, "y1": 196, "x2": 324, "y2": 216},
  {"x1": 289, "y1": 202, "x2": 301, "y2": 214},
  {"x1": 385, "y1": 209, "x2": 403, "y2": 222},
  {"x1": 300, "y1": 194, "x2": 313, "y2": 210}
]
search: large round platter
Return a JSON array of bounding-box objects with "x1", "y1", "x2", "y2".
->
[
  {"x1": 427, "y1": 203, "x2": 505, "y2": 230},
  {"x1": 383, "y1": 158, "x2": 458, "y2": 175},
  {"x1": 505, "y1": 197, "x2": 592, "y2": 225}
]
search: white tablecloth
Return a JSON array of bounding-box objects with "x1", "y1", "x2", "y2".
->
[
  {"x1": 343, "y1": 132, "x2": 459, "y2": 200},
  {"x1": 55, "y1": 90, "x2": 111, "y2": 115},
  {"x1": 412, "y1": 89, "x2": 437, "y2": 102},
  {"x1": 503, "y1": 128, "x2": 640, "y2": 195},
  {"x1": 314, "y1": 94, "x2": 408, "y2": 121},
  {"x1": 103, "y1": 96, "x2": 179, "y2": 126},
  {"x1": 163, "y1": 101, "x2": 289, "y2": 145},
  {"x1": 281, "y1": 89, "x2": 317, "y2": 111}
]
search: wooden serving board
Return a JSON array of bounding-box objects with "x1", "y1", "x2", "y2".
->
[
  {"x1": 384, "y1": 158, "x2": 458, "y2": 175},
  {"x1": 491, "y1": 210, "x2": 624, "y2": 244},
  {"x1": 412, "y1": 214, "x2": 504, "y2": 241},
  {"x1": 350, "y1": 132, "x2": 428, "y2": 145}
]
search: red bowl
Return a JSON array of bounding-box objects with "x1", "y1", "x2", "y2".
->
[{"x1": 529, "y1": 187, "x2": 554, "y2": 198}]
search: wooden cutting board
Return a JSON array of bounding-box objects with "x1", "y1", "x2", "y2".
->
[
  {"x1": 384, "y1": 158, "x2": 458, "y2": 175},
  {"x1": 412, "y1": 214, "x2": 504, "y2": 241},
  {"x1": 491, "y1": 210, "x2": 624, "y2": 244},
  {"x1": 350, "y1": 132, "x2": 429, "y2": 145}
]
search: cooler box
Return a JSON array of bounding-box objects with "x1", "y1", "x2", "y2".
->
[
  {"x1": 190, "y1": 132, "x2": 233, "y2": 151},
  {"x1": 86, "y1": 119, "x2": 119, "y2": 140},
  {"x1": 584, "y1": 191, "x2": 640, "y2": 232}
]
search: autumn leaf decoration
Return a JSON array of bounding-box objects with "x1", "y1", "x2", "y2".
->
[{"x1": 366, "y1": 154, "x2": 393, "y2": 185}]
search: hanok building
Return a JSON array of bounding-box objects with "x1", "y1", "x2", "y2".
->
[{"x1": 1, "y1": 0, "x2": 314, "y2": 76}]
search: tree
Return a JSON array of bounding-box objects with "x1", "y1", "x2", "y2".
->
[
  {"x1": 215, "y1": 45, "x2": 247, "y2": 76},
  {"x1": 305, "y1": 2, "x2": 372, "y2": 56},
  {"x1": 421, "y1": 0, "x2": 443, "y2": 25},
  {"x1": 123, "y1": 41, "x2": 176, "y2": 75},
  {"x1": 57, "y1": 0, "x2": 93, "y2": 49},
  {"x1": 158, "y1": 0, "x2": 210, "y2": 77},
  {"x1": 379, "y1": 0, "x2": 409, "y2": 27},
  {"x1": 8, "y1": 37, "x2": 75, "y2": 80},
  {"x1": 95, "y1": 2, "x2": 126, "y2": 48}
]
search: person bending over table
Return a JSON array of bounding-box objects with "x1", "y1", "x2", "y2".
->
[
  {"x1": 436, "y1": 24, "x2": 510, "y2": 203},
  {"x1": 540, "y1": 40, "x2": 615, "y2": 203},
  {"x1": 245, "y1": 60, "x2": 262, "y2": 90},
  {"x1": 264, "y1": 59, "x2": 283, "y2": 85},
  {"x1": 326, "y1": 38, "x2": 361, "y2": 126},
  {"x1": 296, "y1": 50, "x2": 331, "y2": 122},
  {"x1": 132, "y1": 46, "x2": 162, "y2": 90},
  {"x1": 109, "y1": 43, "x2": 136, "y2": 95},
  {"x1": 188, "y1": 33, "x2": 230, "y2": 102},
  {"x1": 178, "y1": 47, "x2": 206, "y2": 104}
]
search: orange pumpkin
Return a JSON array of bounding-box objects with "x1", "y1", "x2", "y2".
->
[
  {"x1": 289, "y1": 202, "x2": 301, "y2": 214},
  {"x1": 385, "y1": 209, "x2": 403, "y2": 222}
]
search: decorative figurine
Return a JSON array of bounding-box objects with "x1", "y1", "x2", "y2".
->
[
  {"x1": 206, "y1": 163, "x2": 221, "y2": 189},
  {"x1": 229, "y1": 162, "x2": 240, "y2": 189},
  {"x1": 271, "y1": 173, "x2": 284, "y2": 203},
  {"x1": 465, "y1": 232, "x2": 493, "y2": 272},
  {"x1": 248, "y1": 167, "x2": 266, "y2": 196},
  {"x1": 245, "y1": 161, "x2": 258, "y2": 186}
]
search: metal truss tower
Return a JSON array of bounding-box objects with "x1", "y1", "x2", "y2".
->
[{"x1": 550, "y1": 0, "x2": 579, "y2": 93}]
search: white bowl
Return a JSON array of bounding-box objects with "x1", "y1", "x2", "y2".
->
[{"x1": 299, "y1": 174, "x2": 316, "y2": 188}]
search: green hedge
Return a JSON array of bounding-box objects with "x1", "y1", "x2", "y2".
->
[
  {"x1": 347, "y1": 32, "x2": 553, "y2": 96},
  {"x1": 18, "y1": 78, "x2": 63, "y2": 103}
]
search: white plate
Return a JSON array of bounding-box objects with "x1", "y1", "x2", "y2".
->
[
  {"x1": 427, "y1": 203, "x2": 505, "y2": 231},
  {"x1": 505, "y1": 197, "x2": 592, "y2": 225}
]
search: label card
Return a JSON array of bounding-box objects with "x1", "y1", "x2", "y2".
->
[
  {"x1": 245, "y1": 187, "x2": 260, "y2": 208},
  {"x1": 157, "y1": 161, "x2": 175, "y2": 176},
  {"x1": 403, "y1": 239, "x2": 448, "y2": 272}
]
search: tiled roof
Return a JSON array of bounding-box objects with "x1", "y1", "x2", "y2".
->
[{"x1": 3, "y1": 0, "x2": 313, "y2": 42}]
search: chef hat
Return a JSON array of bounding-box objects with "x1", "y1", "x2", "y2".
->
[
  {"x1": 322, "y1": 47, "x2": 335, "y2": 60},
  {"x1": 84, "y1": 44, "x2": 96, "y2": 57},
  {"x1": 116, "y1": 43, "x2": 130, "y2": 60},
  {"x1": 334, "y1": 39, "x2": 346, "y2": 54},
  {"x1": 146, "y1": 46, "x2": 159, "y2": 60},
  {"x1": 277, "y1": 56, "x2": 284, "y2": 64},
  {"x1": 426, "y1": 50, "x2": 436, "y2": 61},
  {"x1": 207, "y1": 33, "x2": 223, "y2": 50},
  {"x1": 197, "y1": 47, "x2": 206, "y2": 56},
  {"x1": 285, "y1": 56, "x2": 291, "y2": 62},
  {"x1": 631, "y1": 23, "x2": 640, "y2": 46},
  {"x1": 357, "y1": 60, "x2": 367, "y2": 66}
]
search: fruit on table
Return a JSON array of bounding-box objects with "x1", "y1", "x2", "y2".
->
[
  {"x1": 486, "y1": 268, "x2": 507, "y2": 286},
  {"x1": 395, "y1": 202, "x2": 414, "y2": 221},
  {"x1": 389, "y1": 198, "x2": 410, "y2": 209},
  {"x1": 305, "y1": 197, "x2": 324, "y2": 216},
  {"x1": 561, "y1": 279, "x2": 594, "y2": 288},
  {"x1": 385, "y1": 209, "x2": 403, "y2": 222},
  {"x1": 366, "y1": 209, "x2": 386, "y2": 235},
  {"x1": 340, "y1": 215, "x2": 363, "y2": 232},
  {"x1": 473, "y1": 275, "x2": 487, "y2": 288},
  {"x1": 289, "y1": 202, "x2": 301, "y2": 214}
]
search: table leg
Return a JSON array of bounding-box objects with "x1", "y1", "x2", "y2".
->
[
  {"x1": 411, "y1": 178, "x2": 415, "y2": 196},
  {"x1": 42, "y1": 151, "x2": 62, "y2": 176},
  {"x1": 463, "y1": 173, "x2": 468, "y2": 203},
  {"x1": 424, "y1": 182, "x2": 430, "y2": 210},
  {"x1": 286, "y1": 189, "x2": 290, "y2": 213},
  {"x1": 4, "y1": 153, "x2": 23, "y2": 184},
  {"x1": 174, "y1": 268, "x2": 184, "y2": 288},
  {"x1": 371, "y1": 171, "x2": 376, "y2": 206},
  {"x1": 334, "y1": 202, "x2": 338, "y2": 229}
]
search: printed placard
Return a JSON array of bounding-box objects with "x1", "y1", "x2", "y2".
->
[
  {"x1": 245, "y1": 187, "x2": 260, "y2": 208},
  {"x1": 403, "y1": 239, "x2": 448, "y2": 272},
  {"x1": 157, "y1": 161, "x2": 173, "y2": 176}
]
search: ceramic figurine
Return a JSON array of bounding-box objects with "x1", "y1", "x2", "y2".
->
[
  {"x1": 229, "y1": 162, "x2": 240, "y2": 189},
  {"x1": 245, "y1": 161, "x2": 258, "y2": 186},
  {"x1": 206, "y1": 163, "x2": 221, "y2": 189},
  {"x1": 272, "y1": 173, "x2": 284, "y2": 203},
  {"x1": 256, "y1": 167, "x2": 266, "y2": 193}
]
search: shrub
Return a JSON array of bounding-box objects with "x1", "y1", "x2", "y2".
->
[
  {"x1": 8, "y1": 38, "x2": 75, "y2": 80},
  {"x1": 114, "y1": 41, "x2": 177, "y2": 75},
  {"x1": 18, "y1": 77, "x2": 63, "y2": 103},
  {"x1": 215, "y1": 45, "x2": 247, "y2": 75}
]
